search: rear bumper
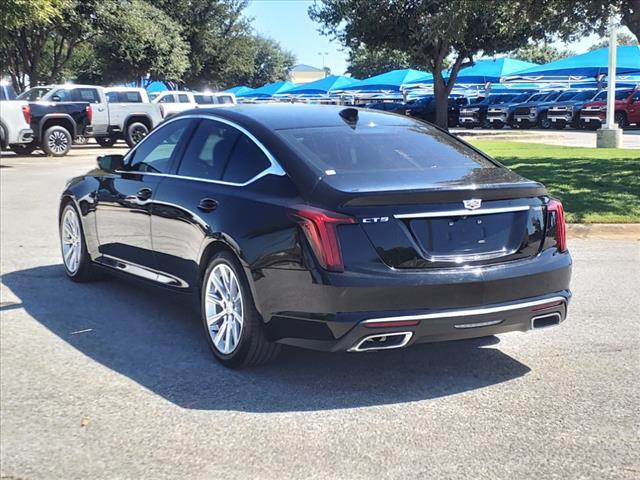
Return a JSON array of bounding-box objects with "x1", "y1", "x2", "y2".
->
[
  {"x1": 256, "y1": 250, "x2": 572, "y2": 352},
  {"x1": 266, "y1": 291, "x2": 570, "y2": 352},
  {"x1": 18, "y1": 128, "x2": 34, "y2": 143}
]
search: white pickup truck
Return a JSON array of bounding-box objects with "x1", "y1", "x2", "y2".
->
[
  {"x1": 0, "y1": 82, "x2": 34, "y2": 153},
  {"x1": 18, "y1": 84, "x2": 163, "y2": 147},
  {"x1": 152, "y1": 90, "x2": 237, "y2": 118}
]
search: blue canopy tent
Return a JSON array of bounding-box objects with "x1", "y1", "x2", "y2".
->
[
  {"x1": 225, "y1": 85, "x2": 255, "y2": 96},
  {"x1": 503, "y1": 46, "x2": 640, "y2": 80},
  {"x1": 452, "y1": 58, "x2": 537, "y2": 84},
  {"x1": 406, "y1": 58, "x2": 537, "y2": 86},
  {"x1": 278, "y1": 75, "x2": 358, "y2": 95},
  {"x1": 340, "y1": 69, "x2": 431, "y2": 92},
  {"x1": 236, "y1": 81, "x2": 296, "y2": 98}
]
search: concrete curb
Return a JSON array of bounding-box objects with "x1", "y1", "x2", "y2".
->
[{"x1": 568, "y1": 223, "x2": 640, "y2": 240}]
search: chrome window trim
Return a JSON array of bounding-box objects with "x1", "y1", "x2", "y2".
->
[
  {"x1": 362, "y1": 295, "x2": 567, "y2": 325},
  {"x1": 116, "y1": 113, "x2": 285, "y2": 187},
  {"x1": 394, "y1": 205, "x2": 530, "y2": 219}
]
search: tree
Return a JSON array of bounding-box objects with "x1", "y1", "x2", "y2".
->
[
  {"x1": 346, "y1": 46, "x2": 413, "y2": 79},
  {"x1": 621, "y1": 0, "x2": 640, "y2": 41},
  {"x1": 588, "y1": 32, "x2": 639, "y2": 51},
  {"x1": 0, "y1": 0, "x2": 67, "y2": 31},
  {"x1": 310, "y1": 0, "x2": 610, "y2": 129},
  {"x1": 243, "y1": 36, "x2": 295, "y2": 88},
  {"x1": 149, "y1": 0, "x2": 256, "y2": 88},
  {"x1": 87, "y1": 0, "x2": 189, "y2": 85},
  {"x1": 510, "y1": 44, "x2": 575, "y2": 64},
  {"x1": 1, "y1": 0, "x2": 101, "y2": 91}
]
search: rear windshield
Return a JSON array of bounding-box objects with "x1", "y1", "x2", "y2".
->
[{"x1": 277, "y1": 123, "x2": 497, "y2": 192}]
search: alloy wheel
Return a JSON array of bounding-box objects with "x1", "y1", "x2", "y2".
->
[
  {"x1": 205, "y1": 263, "x2": 244, "y2": 354},
  {"x1": 130, "y1": 126, "x2": 147, "y2": 144},
  {"x1": 61, "y1": 207, "x2": 82, "y2": 274},
  {"x1": 48, "y1": 130, "x2": 69, "y2": 155}
]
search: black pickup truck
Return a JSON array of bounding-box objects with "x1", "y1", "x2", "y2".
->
[{"x1": 15, "y1": 86, "x2": 93, "y2": 156}]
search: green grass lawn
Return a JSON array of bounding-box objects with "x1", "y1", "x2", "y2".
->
[{"x1": 468, "y1": 140, "x2": 640, "y2": 223}]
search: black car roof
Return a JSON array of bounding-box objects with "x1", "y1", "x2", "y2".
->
[{"x1": 177, "y1": 103, "x2": 417, "y2": 130}]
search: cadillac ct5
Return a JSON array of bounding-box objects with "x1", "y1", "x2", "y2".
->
[{"x1": 59, "y1": 104, "x2": 572, "y2": 368}]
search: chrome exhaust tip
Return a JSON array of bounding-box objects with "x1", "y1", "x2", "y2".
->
[
  {"x1": 349, "y1": 332, "x2": 413, "y2": 352},
  {"x1": 531, "y1": 312, "x2": 562, "y2": 330}
]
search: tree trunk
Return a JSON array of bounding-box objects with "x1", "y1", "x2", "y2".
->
[{"x1": 433, "y1": 71, "x2": 449, "y2": 129}]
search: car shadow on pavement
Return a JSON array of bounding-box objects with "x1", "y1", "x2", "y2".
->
[{"x1": 2, "y1": 265, "x2": 531, "y2": 412}]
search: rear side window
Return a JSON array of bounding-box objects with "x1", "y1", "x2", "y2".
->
[
  {"x1": 106, "y1": 92, "x2": 118, "y2": 102},
  {"x1": 72, "y1": 88, "x2": 101, "y2": 103},
  {"x1": 178, "y1": 94, "x2": 191, "y2": 103},
  {"x1": 277, "y1": 123, "x2": 496, "y2": 192},
  {"x1": 178, "y1": 120, "x2": 240, "y2": 179},
  {"x1": 194, "y1": 94, "x2": 214, "y2": 104},
  {"x1": 222, "y1": 133, "x2": 271, "y2": 184},
  {"x1": 17, "y1": 87, "x2": 51, "y2": 101},
  {"x1": 127, "y1": 119, "x2": 190, "y2": 173}
]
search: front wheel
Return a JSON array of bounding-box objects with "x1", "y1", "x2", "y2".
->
[
  {"x1": 614, "y1": 112, "x2": 627, "y2": 129},
  {"x1": 538, "y1": 113, "x2": 552, "y2": 129},
  {"x1": 201, "y1": 252, "x2": 280, "y2": 368},
  {"x1": 42, "y1": 126, "x2": 72, "y2": 156},
  {"x1": 125, "y1": 122, "x2": 149, "y2": 147}
]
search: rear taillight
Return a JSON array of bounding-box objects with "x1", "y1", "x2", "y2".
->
[
  {"x1": 547, "y1": 199, "x2": 567, "y2": 252},
  {"x1": 159, "y1": 104, "x2": 165, "y2": 118},
  {"x1": 293, "y1": 206, "x2": 356, "y2": 272},
  {"x1": 86, "y1": 105, "x2": 93, "y2": 124},
  {"x1": 21, "y1": 104, "x2": 31, "y2": 124}
]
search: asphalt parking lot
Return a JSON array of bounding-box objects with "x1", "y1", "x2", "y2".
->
[{"x1": 1, "y1": 144, "x2": 639, "y2": 480}]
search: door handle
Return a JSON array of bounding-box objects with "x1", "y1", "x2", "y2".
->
[
  {"x1": 136, "y1": 188, "x2": 152, "y2": 201},
  {"x1": 198, "y1": 198, "x2": 218, "y2": 213}
]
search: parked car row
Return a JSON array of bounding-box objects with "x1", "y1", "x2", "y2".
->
[
  {"x1": 0, "y1": 82, "x2": 236, "y2": 156},
  {"x1": 366, "y1": 87, "x2": 640, "y2": 130}
]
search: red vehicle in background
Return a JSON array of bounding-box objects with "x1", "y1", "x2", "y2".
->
[{"x1": 579, "y1": 88, "x2": 640, "y2": 129}]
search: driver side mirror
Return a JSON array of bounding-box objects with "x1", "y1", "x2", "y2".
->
[{"x1": 97, "y1": 154, "x2": 124, "y2": 172}]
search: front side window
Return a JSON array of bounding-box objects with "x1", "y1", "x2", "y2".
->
[
  {"x1": 49, "y1": 89, "x2": 72, "y2": 102},
  {"x1": 222, "y1": 133, "x2": 272, "y2": 183},
  {"x1": 106, "y1": 92, "x2": 118, "y2": 103},
  {"x1": 178, "y1": 120, "x2": 240, "y2": 179},
  {"x1": 217, "y1": 95, "x2": 234, "y2": 104},
  {"x1": 72, "y1": 88, "x2": 101, "y2": 103},
  {"x1": 178, "y1": 94, "x2": 191, "y2": 103},
  {"x1": 120, "y1": 91, "x2": 143, "y2": 103},
  {"x1": 127, "y1": 119, "x2": 190, "y2": 173}
]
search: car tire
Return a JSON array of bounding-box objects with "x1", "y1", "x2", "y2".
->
[
  {"x1": 492, "y1": 122, "x2": 505, "y2": 130},
  {"x1": 481, "y1": 118, "x2": 491, "y2": 129},
  {"x1": 614, "y1": 112, "x2": 627, "y2": 129},
  {"x1": 9, "y1": 142, "x2": 38, "y2": 156},
  {"x1": 125, "y1": 122, "x2": 149, "y2": 148},
  {"x1": 59, "y1": 202, "x2": 101, "y2": 282},
  {"x1": 538, "y1": 113, "x2": 552, "y2": 129},
  {"x1": 552, "y1": 122, "x2": 565, "y2": 130},
  {"x1": 74, "y1": 135, "x2": 89, "y2": 145},
  {"x1": 42, "y1": 126, "x2": 72, "y2": 156},
  {"x1": 96, "y1": 136, "x2": 117, "y2": 148},
  {"x1": 201, "y1": 251, "x2": 280, "y2": 368}
]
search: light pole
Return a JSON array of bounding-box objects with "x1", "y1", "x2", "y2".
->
[
  {"x1": 318, "y1": 52, "x2": 329, "y2": 77},
  {"x1": 597, "y1": 15, "x2": 622, "y2": 148}
]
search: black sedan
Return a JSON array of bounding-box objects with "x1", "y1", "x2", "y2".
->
[{"x1": 59, "y1": 105, "x2": 572, "y2": 367}]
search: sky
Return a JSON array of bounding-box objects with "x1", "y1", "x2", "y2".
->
[{"x1": 244, "y1": 0, "x2": 633, "y2": 76}]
